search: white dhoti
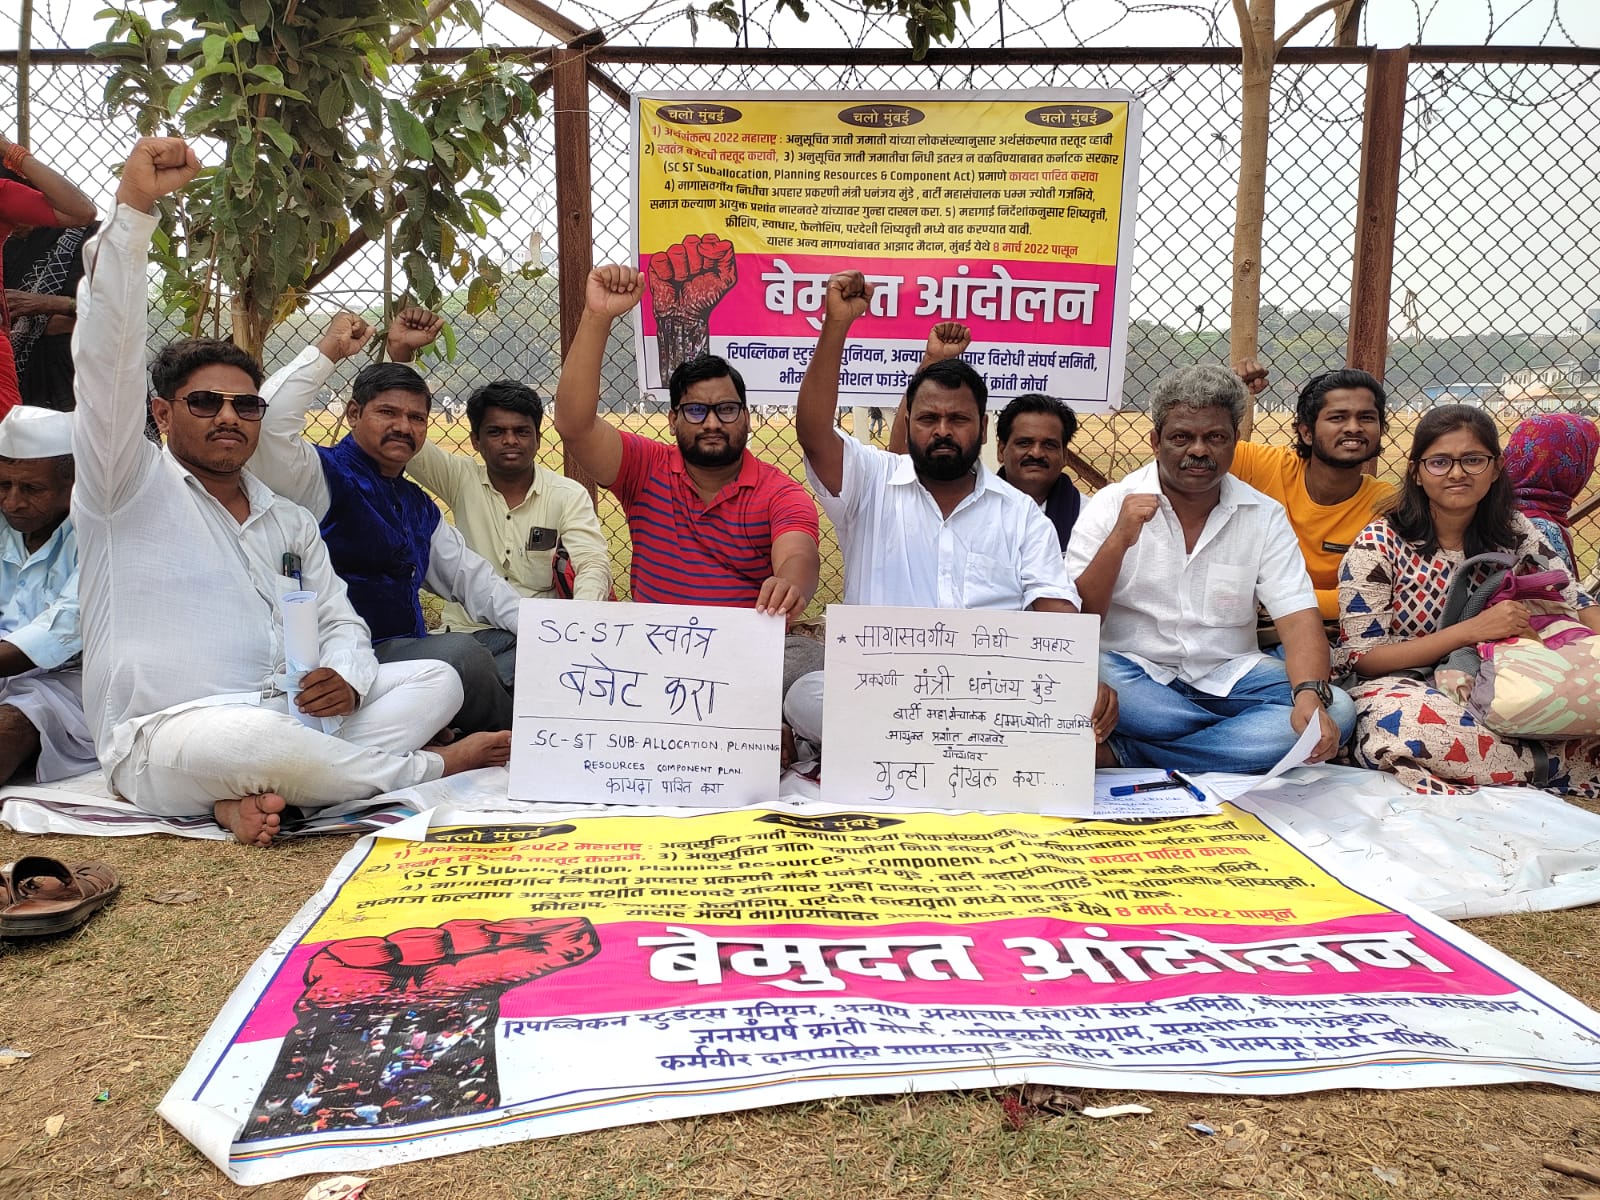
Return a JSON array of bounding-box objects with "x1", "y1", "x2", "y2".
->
[
  {"x1": 115, "y1": 660, "x2": 461, "y2": 817},
  {"x1": 0, "y1": 667, "x2": 96, "y2": 782}
]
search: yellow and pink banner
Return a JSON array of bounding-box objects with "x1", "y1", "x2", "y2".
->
[
  {"x1": 163, "y1": 802, "x2": 1600, "y2": 1183},
  {"x1": 632, "y1": 92, "x2": 1141, "y2": 410}
]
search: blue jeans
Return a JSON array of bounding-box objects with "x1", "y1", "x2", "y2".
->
[{"x1": 1100, "y1": 651, "x2": 1356, "y2": 774}]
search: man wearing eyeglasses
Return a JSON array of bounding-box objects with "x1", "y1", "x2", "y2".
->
[
  {"x1": 553, "y1": 264, "x2": 820, "y2": 616},
  {"x1": 248, "y1": 313, "x2": 527, "y2": 736},
  {"x1": 69, "y1": 138, "x2": 511, "y2": 846}
]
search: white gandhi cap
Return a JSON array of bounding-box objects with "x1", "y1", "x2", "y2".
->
[{"x1": 0, "y1": 406, "x2": 75, "y2": 459}]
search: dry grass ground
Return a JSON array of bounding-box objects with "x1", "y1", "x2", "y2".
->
[{"x1": 2, "y1": 821, "x2": 1599, "y2": 1200}]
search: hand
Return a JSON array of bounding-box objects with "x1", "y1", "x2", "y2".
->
[
  {"x1": 755, "y1": 575, "x2": 809, "y2": 621},
  {"x1": 384, "y1": 306, "x2": 444, "y2": 362},
  {"x1": 585, "y1": 264, "x2": 646, "y2": 319},
  {"x1": 824, "y1": 270, "x2": 873, "y2": 324},
  {"x1": 924, "y1": 321, "x2": 972, "y2": 362},
  {"x1": 1290, "y1": 696, "x2": 1342, "y2": 764},
  {"x1": 4, "y1": 290, "x2": 70, "y2": 319},
  {"x1": 1091, "y1": 682, "x2": 1118, "y2": 742},
  {"x1": 1234, "y1": 356, "x2": 1269, "y2": 395},
  {"x1": 1467, "y1": 600, "x2": 1536, "y2": 643},
  {"x1": 317, "y1": 311, "x2": 373, "y2": 363},
  {"x1": 295, "y1": 667, "x2": 359, "y2": 718},
  {"x1": 301, "y1": 917, "x2": 601, "y2": 1007},
  {"x1": 647, "y1": 234, "x2": 738, "y2": 323},
  {"x1": 115, "y1": 136, "x2": 201, "y2": 212},
  {"x1": 1112, "y1": 493, "x2": 1160, "y2": 548}
]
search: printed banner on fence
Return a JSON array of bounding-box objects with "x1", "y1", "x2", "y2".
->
[
  {"x1": 820, "y1": 605, "x2": 1100, "y2": 813},
  {"x1": 163, "y1": 801, "x2": 1600, "y2": 1184},
  {"x1": 632, "y1": 90, "x2": 1141, "y2": 411},
  {"x1": 510, "y1": 599, "x2": 783, "y2": 806}
]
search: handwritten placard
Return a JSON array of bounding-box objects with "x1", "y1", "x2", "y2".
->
[
  {"x1": 509, "y1": 599, "x2": 784, "y2": 806},
  {"x1": 820, "y1": 605, "x2": 1100, "y2": 813}
]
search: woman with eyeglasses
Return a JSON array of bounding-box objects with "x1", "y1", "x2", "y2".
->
[{"x1": 1333, "y1": 403, "x2": 1600, "y2": 796}]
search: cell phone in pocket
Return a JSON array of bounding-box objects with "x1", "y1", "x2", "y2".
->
[{"x1": 526, "y1": 526, "x2": 559, "y2": 552}]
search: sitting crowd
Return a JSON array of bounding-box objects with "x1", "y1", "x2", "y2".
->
[{"x1": 2, "y1": 136, "x2": 1598, "y2": 847}]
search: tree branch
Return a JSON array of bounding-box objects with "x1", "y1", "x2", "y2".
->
[
  {"x1": 1231, "y1": 0, "x2": 1259, "y2": 61},
  {"x1": 390, "y1": 0, "x2": 459, "y2": 54},
  {"x1": 1275, "y1": 0, "x2": 1350, "y2": 53}
]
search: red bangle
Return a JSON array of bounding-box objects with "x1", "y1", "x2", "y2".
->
[{"x1": 1, "y1": 144, "x2": 28, "y2": 174}]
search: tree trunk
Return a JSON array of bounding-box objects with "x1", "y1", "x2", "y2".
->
[
  {"x1": 1230, "y1": 0, "x2": 1276, "y2": 438},
  {"x1": 230, "y1": 293, "x2": 268, "y2": 360}
]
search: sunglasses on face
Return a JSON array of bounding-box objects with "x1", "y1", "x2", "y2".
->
[
  {"x1": 675, "y1": 400, "x2": 746, "y2": 424},
  {"x1": 1418, "y1": 452, "x2": 1495, "y2": 476},
  {"x1": 174, "y1": 389, "x2": 269, "y2": 421}
]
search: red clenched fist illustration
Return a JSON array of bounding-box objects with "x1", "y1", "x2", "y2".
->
[
  {"x1": 648, "y1": 234, "x2": 738, "y2": 377},
  {"x1": 302, "y1": 917, "x2": 599, "y2": 1006},
  {"x1": 243, "y1": 917, "x2": 599, "y2": 1141}
]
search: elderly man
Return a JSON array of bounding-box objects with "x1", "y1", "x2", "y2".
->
[
  {"x1": 72, "y1": 138, "x2": 508, "y2": 846},
  {"x1": 0, "y1": 406, "x2": 93, "y2": 781},
  {"x1": 252, "y1": 312, "x2": 525, "y2": 733},
  {"x1": 788, "y1": 270, "x2": 1116, "y2": 755},
  {"x1": 388, "y1": 315, "x2": 611, "y2": 691},
  {"x1": 1065, "y1": 364, "x2": 1355, "y2": 774}
]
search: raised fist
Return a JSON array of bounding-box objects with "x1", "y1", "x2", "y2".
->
[
  {"x1": 116, "y1": 137, "x2": 202, "y2": 213},
  {"x1": 317, "y1": 312, "x2": 373, "y2": 364},
  {"x1": 242, "y1": 917, "x2": 600, "y2": 1141},
  {"x1": 301, "y1": 916, "x2": 600, "y2": 1007},
  {"x1": 648, "y1": 234, "x2": 738, "y2": 377},
  {"x1": 586, "y1": 264, "x2": 646, "y2": 320},
  {"x1": 924, "y1": 322, "x2": 972, "y2": 363},
  {"x1": 384, "y1": 306, "x2": 445, "y2": 363}
]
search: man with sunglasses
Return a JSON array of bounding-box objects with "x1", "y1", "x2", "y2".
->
[
  {"x1": 553, "y1": 264, "x2": 820, "y2": 615},
  {"x1": 70, "y1": 137, "x2": 510, "y2": 846},
  {"x1": 249, "y1": 312, "x2": 526, "y2": 735}
]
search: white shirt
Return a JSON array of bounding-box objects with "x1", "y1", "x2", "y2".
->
[
  {"x1": 70, "y1": 207, "x2": 381, "y2": 779},
  {"x1": 252, "y1": 346, "x2": 523, "y2": 634},
  {"x1": 0, "y1": 520, "x2": 79, "y2": 670},
  {"x1": 1063, "y1": 462, "x2": 1316, "y2": 695},
  {"x1": 806, "y1": 431, "x2": 1079, "y2": 610}
]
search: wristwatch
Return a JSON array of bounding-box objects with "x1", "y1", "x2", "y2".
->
[{"x1": 1292, "y1": 680, "x2": 1334, "y2": 708}]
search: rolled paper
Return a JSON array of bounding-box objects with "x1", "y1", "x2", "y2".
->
[{"x1": 279, "y1": 590, "x2": 339, "y2": 735}]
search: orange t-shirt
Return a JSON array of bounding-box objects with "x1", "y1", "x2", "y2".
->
[{"x1": 1230, "y1": 440, "x2": 1393, "y2": 620}]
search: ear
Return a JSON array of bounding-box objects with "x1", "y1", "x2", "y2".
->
[
  {"x1": 150, "y1": 396, "x2": 174, "y2": 436},
  {"x1": 1294, "y1": 420, "x2": 1313, "y2": 448},
  {"x1": 1148, "y1": 423, "x2": 1161, "y2": 454},
  {"x1": 344, "y1": 399, "x2": 360, "y2": 424}
]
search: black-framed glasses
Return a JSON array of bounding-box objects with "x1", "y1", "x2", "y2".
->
[
  {"x1": 177, "y1": 389, "x2": 269, "y2": 421},
  {"x1": 675, "y1": 400, "x2": 746, "y2": 424},
  {"x1": 1418, "y1": 452, "x2": 1495, "y2": 476}
]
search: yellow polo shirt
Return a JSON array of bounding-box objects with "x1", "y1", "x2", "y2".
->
[
  {"x1": 1230, "y1": 441, "x2": 1393, "y2": 620},
  {"x1": 408, "y1": 440, "x2": 613, "y2": 630}
]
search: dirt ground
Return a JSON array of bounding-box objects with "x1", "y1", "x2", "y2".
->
[{"x1": 2, "y1": 822, "x2": 1599, "y2": 1200}]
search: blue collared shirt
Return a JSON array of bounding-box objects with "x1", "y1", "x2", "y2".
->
[{"x1": 0, "y1": 518, "x2": 80, "y2": 670}]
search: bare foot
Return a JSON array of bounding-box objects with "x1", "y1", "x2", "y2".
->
[
  {"x1": 436, "y1": 731, "x2": 512, "y2": 775},
  {"x1": 214, "y1": 793, "x2": 287, "y2": 847}
]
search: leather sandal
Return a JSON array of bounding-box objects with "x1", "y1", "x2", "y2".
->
[{"x1": 0, "y1": 856, "x2": 122, "y2": 938}]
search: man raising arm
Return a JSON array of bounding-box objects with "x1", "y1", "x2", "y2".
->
[
  {"x1": 553, "y1": 264, "x2": 819, "y2": 617},
  {"x1": 71, "y1": 138, "x2": 507, "y2": 845}
]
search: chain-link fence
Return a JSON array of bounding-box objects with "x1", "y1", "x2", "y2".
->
[{"x1": 3, "y1": 47, "x2": 1598, "y2": 603}]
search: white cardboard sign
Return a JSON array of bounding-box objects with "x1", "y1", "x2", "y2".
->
[
  {"x1": 820, "y1": 605, "x2": 1100, "y2": 813},
  {"x1": 509, "y1": 599, "x2": 784, "y2": 805}
]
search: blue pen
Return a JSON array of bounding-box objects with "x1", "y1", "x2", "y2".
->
[
  {"x1": 1108, "y1": 773, "x2": 1186, "y2": 797},
  {"x1": 1169, "y1": 769, "x2": 1208, "y2": 804}
]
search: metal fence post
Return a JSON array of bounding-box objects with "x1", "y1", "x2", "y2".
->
[
  {"x1": 552, "y1": 45, "x2": 598, "y2": 497},
  {"x1": 1345, "y1": 46, "x2": 1409, "y2": 382}
]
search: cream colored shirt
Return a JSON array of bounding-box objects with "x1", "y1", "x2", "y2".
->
[{"x1": 408, "y1": 440, "x2": 612, "y2": 630}]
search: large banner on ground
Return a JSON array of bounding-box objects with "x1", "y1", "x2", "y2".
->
[
  {"x1": 632, "y1": 90, "x2": 1141, "y2": 411},
  {"x1": 162, "y1": 803, "x2": 1600, "y2": 1183}
]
